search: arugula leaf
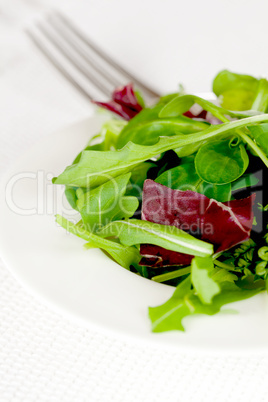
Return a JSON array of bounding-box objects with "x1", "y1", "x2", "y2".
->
[
  {"x1": 116, "y1": 104, "x2": 166, "y2": 148},
  {"x1": 149, "y1": 277, "x2": 263, "y2": 332},
  {"x1": 98, "y1": 219, "x2": 213, "y2": 257},
  {"x1": 210, "y1": 268, "x2": 237, "y2": 284},
  {"x1": 55, "y1": 215, "x2": 140, "y2": 270},
  {"x1": 63, "y1": 121, "x2": 127, "y2": 209},
  {"x1": 247, "y1": 123, "x2": 268, "y2": 156},
  {"x1": 174, "y1": 140, "x2": 205, "y2": 158},
  {"x1": 231, "y1": 173, "x2": 259, "y2": 192},
  {"x1": 204, "y1": 182, "x2": 232, "y2": 202},
  {"x1": 213, "y1": 70, "x2": 259, "y2": 111},
  {"x1": 251, "y1": 78, "x2": 268, "y2": 113},
  {"x1": 72, "y1": 120, "x2": 127, "y2": 166},
  {"x1": 258, "y1": 203, "x2": 268, "y2": 212},
  {"x1": 117, "y1": 116, "x2": 209, "y2": 148},
  {"x1": 76, "y1": 173, "x2": 138, "y2": 232},
  {"x1": 53, "y1": 77, "x2": 268, "y2": 334},
  {"x1": 116, "y1": 99, "x2": 209, "y2": 148},
  {"x1": 156, "y1": 162, "x2": 231, "y2": 202},
  {"x1": 149, "y1": 276, "x2": 192, "y2": 332},
  {"x1": 258, "y1": 246, "x2": 268, "y2": 261},
  {"x1": 237, "y1": 275, "x2": 266, "y2": 289},
  {"x1": 217, "y1": 222, "x2": 268, "y2": 281},
  {"x1": 65, "y1": 186, "x2": 79, "y2": 210},
  {"x1": 159, "y1": 94, "x2": 259, "y2": 121},
  {"x1": 134, "y1": 89, "x2": 146, "y2": 108},
  {"x1": 151, "y1": 266, "x2": 192, "y2": 283},
  {"x1": 195, "y1": 138, "x2": 249, "y2": 184},
  {"x1": 191, "y1": 256, "x2": 220, "y2": 304},
  {"x1": 90, "y1": 119, "x2": 127, "y2": 150},
  {"x1": 126, "y1": 162, "x2": 155, "y2": 198},
  {"x1": 213, "y1": 72, "x2": 268, "y2": 113},
  {"x1": 53, "y1": 114, "x2": 268, "y2": 188}
]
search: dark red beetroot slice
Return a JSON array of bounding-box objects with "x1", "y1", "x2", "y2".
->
[
  {"x1": 112, "y1": 83, "x2": 143, "y2": 112},
  {"x1": 140, "y1": 180, "x2": 255, "y2": 267},
  {"x1": 92, "y1": 83, "x2": 142, "y2": 120}
]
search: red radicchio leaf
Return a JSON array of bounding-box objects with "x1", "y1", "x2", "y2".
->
[
  {"x1": 183, "y1": 110, "x2": 208, "y2": 120},
  {"x1": 140, "y1": 180, "x2": 255, "y2": 267},
  {"x1": 139, "y1": 244, "x2": 193, "y2": 268},
  {"x1": 112, "y1": 83, "x2": 143, "y2": 112},
  {"x1": 92, "y1": 83, "x2": 143, "y2": 120},
  {"x1": 92, "y1": 100, "x2": 138, "y2": 120},
  {"x1": 183, "y1": 109, "x2": 222, "y2": 125}
]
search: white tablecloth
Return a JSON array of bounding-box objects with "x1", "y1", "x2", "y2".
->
[{"x1": 1, "y1": 1, "x2": 268, "y2": 401}]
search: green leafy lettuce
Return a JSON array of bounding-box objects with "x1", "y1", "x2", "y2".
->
[{"x1": 53, "y1": 71, "x2": 268, "y2": 334}]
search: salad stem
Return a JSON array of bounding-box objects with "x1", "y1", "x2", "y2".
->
[
  {"x1": 237, "y1": 131, "x2": 268, "y2": 168},
  {"x1": 151, "y1": 266, "x2": 191, "y2": 283},
  {"x1": 216, "y1": 113, "x2": 268, "y2": 168},
  {"x1": 214, "y1": 259, "x2": 241, "y2": 272}
]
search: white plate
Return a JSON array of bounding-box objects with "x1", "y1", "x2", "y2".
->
[{"x1": 1, "y1": 114, "x2": 268, "y2": 355}]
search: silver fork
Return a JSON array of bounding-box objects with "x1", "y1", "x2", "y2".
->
[{"x1": 26, "y1": 12, "x2": 160, "y2": 104}]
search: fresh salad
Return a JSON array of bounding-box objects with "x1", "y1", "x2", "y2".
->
[{"x1": 53, "y1": 70, "x2": 268, "y2": 332}]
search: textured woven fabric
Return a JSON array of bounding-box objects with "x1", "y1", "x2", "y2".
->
[
  {"x1": 1, "y1": 2, "x2": 268, "y2": 401},
  {"x1": 1, "y1": 260, "x2": 268, "y2": 402}
]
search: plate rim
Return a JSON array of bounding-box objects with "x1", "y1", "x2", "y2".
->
[{"x1": 1, "y1": 112, "x2": 268, "y2": 356}]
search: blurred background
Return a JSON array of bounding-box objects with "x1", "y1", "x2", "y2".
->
[
  {"x1": 1, "y1": 0, "x2": 267, "y2": 173},
  {"x1": 2, "y1": 0, "x2": 268, "y2": 94},
  {"x1": 2, "y1": 0, "x2": 267, "y2": 173}
]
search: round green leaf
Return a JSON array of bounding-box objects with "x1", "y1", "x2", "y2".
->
[{"x1": 195, "y1": 139, "x2": 249, "y2": 184}]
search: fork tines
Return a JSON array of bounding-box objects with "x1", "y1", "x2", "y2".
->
[{"x1": 26, "y1": 12, "x2": 160, "y2": 103}]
